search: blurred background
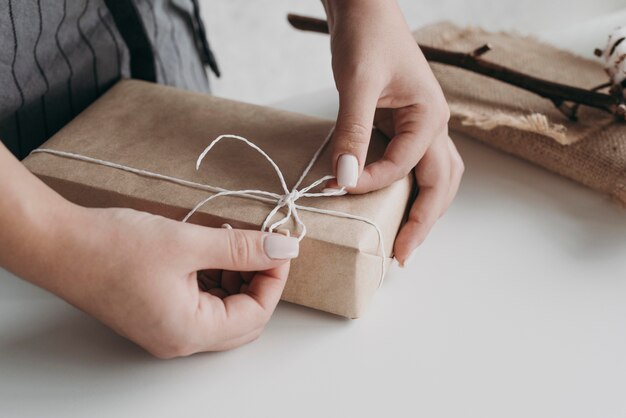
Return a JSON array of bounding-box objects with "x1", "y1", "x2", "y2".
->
[{"x1": 200, "y1": 0, "x2": 625, "y2": 105}]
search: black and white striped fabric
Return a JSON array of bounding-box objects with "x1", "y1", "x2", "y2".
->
[{"x1": 0, "y1": 0, "x2": 218, "y2": 159}]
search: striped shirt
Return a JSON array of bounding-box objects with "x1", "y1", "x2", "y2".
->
[{"x1": 0, "y1": 0, "x2": 218, "y2": 159}]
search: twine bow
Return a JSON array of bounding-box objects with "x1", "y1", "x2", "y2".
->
[{"x1": 182, "y1": 132, "x2": 346, "y2": 241}]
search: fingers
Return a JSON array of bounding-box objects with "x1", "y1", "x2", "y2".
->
[
  {"x1": 179, "y1": 226, "x2": 298, "y2": 353},
  {"x1": 221, "y1": 270, "x2": 244, "y2": 296},
  {"x1": 198, "y1": 270, "x2": 243, "y2": 298},
  {"x1": 189, "y1": 226, "x2": 299, "y2": 272},
  {"x1": 355, "y1": 103, "x2": 449, "y2": 194},
  {"x1": 332, "y1": 84, "x2": 380, "y2": 188},
  {"x1": 393, "y1": 136, "x2": 452, "y2": 265},
  {"x1": 197, "y1": 270, "x2": 221, "y2": 292},
  {"x1": 208, "y1": 288, "x2": 229, "y2": 299},
  {"x1": 195, "y1": 261, "x2": 291, "y2": 351},
  {"x1": 445, "y1": 137, "x2": 465, "y2": 211}
]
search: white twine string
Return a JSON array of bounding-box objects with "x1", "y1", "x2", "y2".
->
[{"x1": 31, "y1": 128, "x2": 388, "y2": 286}]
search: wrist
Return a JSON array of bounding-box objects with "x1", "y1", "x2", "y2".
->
[
  {"x1": 0, "y1": 143, "x2": 98, "y2": 303},
  {"x1": 322, "y1": 0, "x2": 401, "y2": 34},
  {"x1": 15, "y1": 195, "x2": 74, "y2": 267},
  {"x1": 1, "y1": 184, "x2": 85, "y2": 294},
  {"x1": 38, "y1": 203, "x2": 102, "y2": 301}
]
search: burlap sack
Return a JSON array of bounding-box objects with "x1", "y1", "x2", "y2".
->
[{"x1": 414, "y1": 23, "x2": 626, "y2": 206}]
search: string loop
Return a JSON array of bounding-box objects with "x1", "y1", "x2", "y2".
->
[{"x1": 189, "y1": 132, "x2": 345, "y2": 242}]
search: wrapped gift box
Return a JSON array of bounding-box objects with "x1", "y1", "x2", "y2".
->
[{"x1": 23, "y1": 80, "x2": 412, "y2": 318}]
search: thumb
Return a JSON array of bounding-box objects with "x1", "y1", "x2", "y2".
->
[
  {"x1": 190, "y1": 226, "x2": 299, "y2": 272},
  {"x1": 332, "y1": 85, "x2": 379, "y2": 188}
]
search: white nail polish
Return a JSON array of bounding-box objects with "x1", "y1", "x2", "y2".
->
[
  {"x1": 263, "y1": 234, "x2": 300, "y2": 260},
  {"x1": 337, "y1": 154, "x2": 359, "y2": 188},
  {"x1": 400, "y1": 250, "x2": 416, "y2": 268},
  {"x1": 276, "y1": 228, "x2": 291, "y2": 237},
  {"x1": 322, "y1": 187, "x2": 348, "y2": 196}
]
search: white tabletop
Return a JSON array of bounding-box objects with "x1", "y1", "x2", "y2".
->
[{"x1": 2, "y1": 10, "x2": 626, "y2": 418}]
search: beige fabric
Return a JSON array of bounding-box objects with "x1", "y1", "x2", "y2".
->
[{"x1": 415, "y1": 23, "x2": 626, "y2": 206}]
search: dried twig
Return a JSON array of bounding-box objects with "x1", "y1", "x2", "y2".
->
[{"x1": 287, "y1": 13, "x2": 624, "y2": 121}]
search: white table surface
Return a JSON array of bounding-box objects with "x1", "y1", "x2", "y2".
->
[{"x1": 2, "y1": 10, "x2": 626, "y2": 418}]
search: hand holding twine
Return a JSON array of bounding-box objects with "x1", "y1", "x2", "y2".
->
[{"x1": 32, "y1": 128, "x2": 389, "y2": 286}]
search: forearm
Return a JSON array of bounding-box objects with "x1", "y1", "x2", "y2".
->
[{"x1": 0, "y1": 143, "x2": 79, "y2": 289}]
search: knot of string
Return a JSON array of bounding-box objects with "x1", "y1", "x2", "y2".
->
[
  {"x1": 182, "y1": 131, "x2": 346, "y2": 241},
  {"x1": 277, "y1": 189, "x2": 300, "y2": 207}
]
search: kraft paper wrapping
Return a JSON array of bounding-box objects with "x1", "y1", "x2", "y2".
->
[
  {"x1": 23, "y1": 80, "x2": 412, "y2": 319},
  {"x1": 415, "y1": 23, "x2": 626, "y2": 205}
]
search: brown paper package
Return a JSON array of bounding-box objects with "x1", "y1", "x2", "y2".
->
[
  {"x1": 23, "y1": 80, "x2": 412, "y2": 319},
  {"x1": 415, "y1": 23, "x2": 626, "y2": 205}
]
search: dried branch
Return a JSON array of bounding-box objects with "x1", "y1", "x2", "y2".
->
[{"x1": 287, "y1": 13, "x2": 624, "y2": 121}]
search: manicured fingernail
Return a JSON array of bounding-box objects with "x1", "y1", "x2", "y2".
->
[
  {"x1": 276, "y1": 228, "x2": 291, "y2": 237},
  {"x1": 400, "y1": 250, "x2": 417, "y2": 268},
  {"x1": 322, "y1": 187, "x2": 347, "y2": 196},
  {"x1": 263, "y1": 234, "x2": 299, "y2": 260},
  {"x1": 337, "y1": 154, "x2": 359, "y2": 188},
  {"x1": 221, "y1": 223, "x2": 233, "y2": 229}
]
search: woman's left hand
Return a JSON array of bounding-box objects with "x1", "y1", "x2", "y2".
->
[{"x1": 322, "y1": 0, "x2": 464, "y2": 265}]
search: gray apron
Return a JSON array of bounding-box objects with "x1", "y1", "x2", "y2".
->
[{"x1": 0, "y1": 0, "x2": 218, "y2": 159}]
